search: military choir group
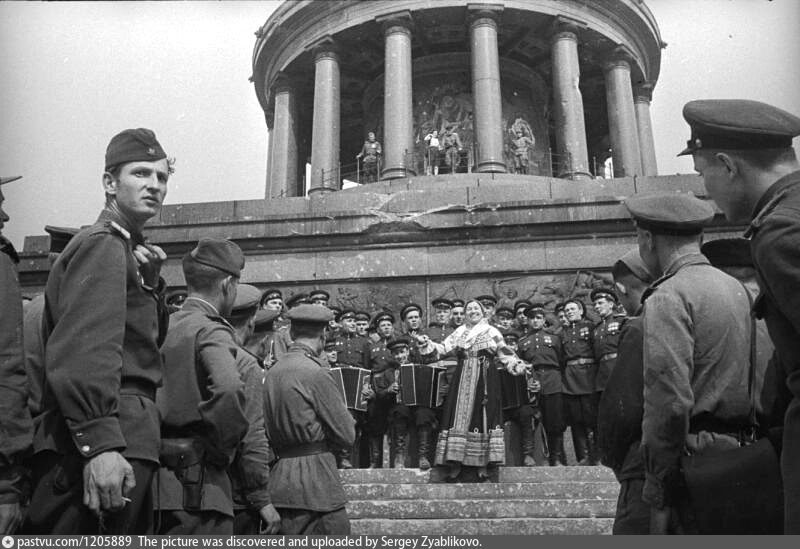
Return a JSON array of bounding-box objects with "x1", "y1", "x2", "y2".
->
[{"x1": 2, "y1": 98, "x2": 800, "y2": 536}]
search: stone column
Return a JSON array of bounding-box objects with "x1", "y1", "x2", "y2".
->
[
  {"x1": 379, "y1": 12, "x2": 415, "y2": 179},
  {"x1": 268, "y1": 73, "x2": 299, "y2": 198},
  {"x1": 265, "y1": 112, "x2": 274, "y2": 199},
  {"x1": 634, "y1": 82, "x2": 658, "y2": 176},
  {"x1": 550, "y1": 20, "x2": 591, "y2": 179},
  {"x1": 469, "y1": 5, "x2": 506, "y2": 173},
  {"x1": 309, "y1": 41, "x2": 340, "y2": 193},
  {"x1": 604, "y1": 49, "x2": 642, "y2": 178}
]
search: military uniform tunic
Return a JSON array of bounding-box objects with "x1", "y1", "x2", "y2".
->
[
  {"x1": 37, "y1": 209, "x2": 166, "y2": 463},
  {"x1": 263, "y1": 343, "x2": 355, "y2": 512},
  {"x1": 156, "y1": 298, "x2": 247, "y2": 519},
  {"x1": 640, "y1": 253, "x2": 751, "y2": 509},
  {"x1": 333, "y1": 332, "x2": 370, "y2": 369},
  {"x1": 746, "y1": 170, "x2": 800, "y2": 532},
  {"x1": 0, "y1": 238, "x2": 32, "y2": 505},
  {"x1": 561, "y1": 320, "x2": 596, "y2": 396},
  {"x1": 593, "y1": 313, "x2": 627, "y2": 392}
]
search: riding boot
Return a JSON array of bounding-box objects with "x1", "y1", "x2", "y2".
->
[
  {"x1": 417, "y1": 426, "x2": 432, "y2": 470},
  {"x1": 548, "y1": 434, "x2": 565, "y2": 466},
  {"x1": 521, "y1": 423, "x2": 537, "y2": 467},
  {"x1": 368, "y1": 436, "x2": 383, "y2": 469},
  {"x1": 572, "y1": 425, "x2": 590, "y2": 465},
  {"x1": 393, "y1": 421, "x2": 408, "y2": 469}
]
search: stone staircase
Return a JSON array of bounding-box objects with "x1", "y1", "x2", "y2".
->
[{"x1": 341, "y1": 466, "x2": 619, "y2": 535}]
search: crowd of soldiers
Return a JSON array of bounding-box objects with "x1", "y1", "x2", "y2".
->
[{"x1": 2, "y1": 97, "x2": 800, "y2": 536}]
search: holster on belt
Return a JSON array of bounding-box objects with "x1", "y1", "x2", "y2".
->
[{"x1": 160, "y1": 438, "x2": 205, "y2": 511}]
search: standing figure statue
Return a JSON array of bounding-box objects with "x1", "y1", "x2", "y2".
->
[
  {"x1": 356, "y1": 131, "x2": 382, "y2": 184},
  {"x1": 442, "y1": 127, "x2": 463, "y2": 174},
  {"x1": 510, "y1": 129, "x2": 535, "y2": 175}
]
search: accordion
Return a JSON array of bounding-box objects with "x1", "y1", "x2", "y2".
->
[
  {"x1": 500, "y1": 369, "x2": 528, "y2": 410},
  {"x1": 330, "y1": 367, "x2": 371, "y2": 412},
  {"x1": 399, "y1": 363, "x2": 447, "y2": 408}
]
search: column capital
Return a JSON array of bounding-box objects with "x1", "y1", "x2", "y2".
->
[
  {"x1": 308, "y1": 36, "x2": 339, "y2": 63},
  {"x1": 603, "y1": 46, "x2": 636, "y2": 72},
  {"x1": 376, "y1": 10, "x2": 414, "y2": 36},
  {"x1": 551, "y1": 15, "x2": 587, "y2": 42},
  {"x1": 633, "y1": 81, "x2": 655, "y2": 103},
  {"x1": 467, "y1": 3, "x2": 504, "y2": 27},
  {"x1": 271, "y1": 71, "x2": 298, "y2": 95}
]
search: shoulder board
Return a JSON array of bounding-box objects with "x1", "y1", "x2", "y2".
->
[
  {"x1": 0, "y1": 236, "x2": 20, "y2": 263},
  {"x1": 744, "y1": 180, "x2": 800, "y2": 239},
  {"x1": 107, "y1": 221, "x2": 131, "y2": 241}
]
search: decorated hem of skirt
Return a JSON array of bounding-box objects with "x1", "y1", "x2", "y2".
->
[{"x1": 434, "y1": 428, "x2": 505, "y2": 467}]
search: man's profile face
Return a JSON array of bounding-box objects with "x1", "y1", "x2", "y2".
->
[
  {"x1": 694, "y1": 151, "x2": 747, "y2": 223},
  {"x1": 557, "y1": 310, "x2": 568, "y2": 327},
  {"x1": 405, "y1": 310, "x2": 421, "y2": 331},
  {"x1": 105, "y1": 159, "x2": 169, "y2": 223},
  {"x1": 264, "y1": 298, "x2": 283, "y2": 312},
  {"x1": 326, "y1": 349, "x2": 338, "y2": 364}
]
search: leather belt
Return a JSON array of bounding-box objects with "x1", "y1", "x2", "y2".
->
[
  {"x1": 274, "y1": 441, "x2": 330, "y2": 460},
  {"x1": 120, "y1": 379, "x2": 156, "y2": 401},
  {"x1": 566, "y1": 358, "x2": 595, "y2": 367},
  {"x1": 600, "y1": 353, "x2": 618, "y2": 362},
  {"x1": 533, "y1": 364, "x2": 560, "y2": 371}
]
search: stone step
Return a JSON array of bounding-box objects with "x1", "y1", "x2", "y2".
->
[
  {"x1": 350, "y1": 517, "x2": 614, "y2": 535},
  {"x1": 347, "y1": 498, "x2": 615, "y2": 519},
  {"x1": 339, "y1": 465, "x2": 616, "y2": 485},
  {"x1": 344, "y1": 481, "x2": 619, "y2": 501}
]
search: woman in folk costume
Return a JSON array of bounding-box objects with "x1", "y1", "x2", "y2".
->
[{"x1": 417, "y1": 299, "x2": 529, "y2": 481}]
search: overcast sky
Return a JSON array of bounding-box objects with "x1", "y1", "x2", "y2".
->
[{"x1": 1, "y1": 0, "x2": 799, "y2": 247}]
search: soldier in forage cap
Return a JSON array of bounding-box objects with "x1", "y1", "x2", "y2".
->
[
  {"x1": 0, "y1": 175, "x2": 30, "y2": 534},
  {"x1": 26, "y1": 129, "x2": 171, "y2": 534},
  {"x1": 224, "y1": 285, "x2": 280, "y2": 534},
  {"x1": 156, "y1": 238, "x2": 248, "y2": 534},
  {"x1": 263, "y1": 305, "x2": 355, "y2": 534},
  {"x1": 625, "y1": 190, "x2": 753, "y2": 533}
]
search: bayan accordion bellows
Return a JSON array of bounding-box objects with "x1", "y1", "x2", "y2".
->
[
  {"x1": 399, "y1": 363, "x2": 447, "y2": 408},
  {"x1": 329, "y1": 366, "x2": 371, "y2": 412}
]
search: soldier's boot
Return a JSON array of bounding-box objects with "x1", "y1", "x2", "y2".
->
[
  {"x1": 548, "y1": 434, "x2": 565, "y2": 466},
  {"x1": 572, "y1": 426, "x2": 590, "y2": 465},
  {"x1": 417, "y1": 426, "x2": 432, "y2": 471},
  {"x1": 339, "y1": 448, "x2": 353, "y2": 470},
  {"x1": 368, "y1": 436, "x2": 383, "y2": 469},
  {"x1": 521, "y1": 424, "x2": 537, "y2": 467},
  {"x1": 393, "y1": 422, "x2": 408, "y2": 469}
]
